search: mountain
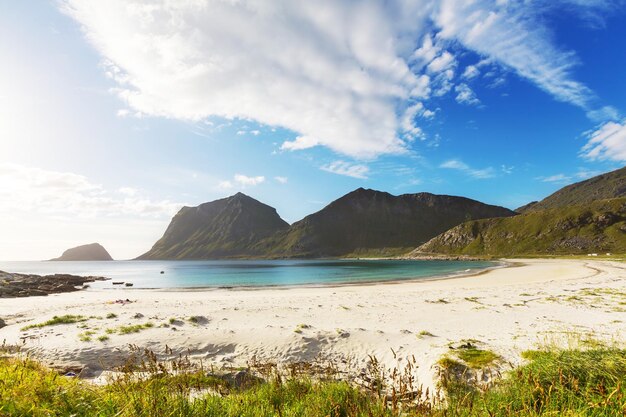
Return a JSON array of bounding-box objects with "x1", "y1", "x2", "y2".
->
[
  {"x1": 51, "y1": 243, "x2": 113, "y2": 261},
  {"x1": 255, "y1": 188, "x2": 516, "y2": 258},
  {"x1": 517, "y1": 166, "x2": 626, "y2": 212},
  {"x1": 138, "y1": 193, "x2": 289, "y2": 259},
  {"x1": 415, "y1": 198, "x2": 626, "y2": 257}
]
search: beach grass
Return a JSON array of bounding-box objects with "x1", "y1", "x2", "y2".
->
[
  {"x1": 20, "y1": 314, "x2": 88, "y2": 331},
  {"x1": 1, "y1": 346, "x2": 625, "y2": 416}
]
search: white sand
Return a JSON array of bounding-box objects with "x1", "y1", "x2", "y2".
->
[{"x1": 1, "y1": 259, "x2": 625, "y2": 390}]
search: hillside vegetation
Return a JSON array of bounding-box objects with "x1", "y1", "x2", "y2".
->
[{"x1": 416, "y1": 198, "x2": 626, "y2": 257}]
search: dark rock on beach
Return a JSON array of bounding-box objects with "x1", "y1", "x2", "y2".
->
[{"x1": 0, "y1": 270, "x2": 109, "y2": 298}]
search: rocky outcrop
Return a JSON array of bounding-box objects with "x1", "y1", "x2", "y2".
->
[
  {"x1": 0, "y1": 271, "x2": 109, "y2": 298},
  {"x1": 51, "y1": 243, "x2": 113, "y2": 261}
]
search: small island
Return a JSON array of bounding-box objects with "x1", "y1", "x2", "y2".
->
[{"x1": 50, "y1": 243, "x2": 113, "y2": 261}]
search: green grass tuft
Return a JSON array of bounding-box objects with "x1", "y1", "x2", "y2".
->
[
  {"x1": 21, "y1": 315, "x2": 87, "y2": 331},
  {"x1": 455, "y1": 347, "x2": 499, "y2": 369},
  {"x1": 108, "y1": 322, "x2": 155, "y2": 335}
]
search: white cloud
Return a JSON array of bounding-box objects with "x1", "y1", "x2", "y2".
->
[
  {"x1": 586, "y1": 106, "x2": 620, "y2": 122},
  {"x1": 427, "y1": 51, "x2": 456, "y2": 73},
  {"x1": 422, "y1": 108, "x2": 436, "y2": 118},
  {"x1": 462, "y1": 65, "x2": 479, "y2": 80},
  {"x1": 440, "y1": 159, "x2": 495, "y2": 179},
  {"x1": 537, "y1": 168, "x2": 602, "y2": 184},
  {"x1": 432, "y1": 0, "x2": 594, "y2": 108},
  {"x1": 454, "y1": 83, "x2": 480, "y2": 106},
  {"x1": 234, "y1": 174, "x2": 265, "y2": 186},
  {"x1": 62, "y1": 0, "x2": 605, "y2": 158},
  {"x1": 280, "y1": 135, "x2": 319, "y2": 152},
  {"x1": 401, "y1": 103, "x2": 426, "y2": 140},
  {"x1": 118, "y1": 186, "x2": 138, "y2": 196},
  {"x1": 218, "y1": 174, "x2": 266, "y2": 189},
  {"x1": 218, "y1": 180, "x2": 233, "y2": 190},
  {"x1": 581, "y1": 120, "x2": 626, "y2": 162},
  {"x1": 540, "y1": 174, "x2": 571, "y2": 183},
  {"x1": 321, "y1": 161, "x2": 369, "y2": 179},
  {"x1": 0, "y1": 163, "x2": 181, "y2": 218},
  {"x1": 274, "y1": 176, "x2": 288, "y2": 184}
]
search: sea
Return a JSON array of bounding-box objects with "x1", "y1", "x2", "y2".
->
[{"x1": 0, "y1": 259, "x2": 498, "y2": 289}]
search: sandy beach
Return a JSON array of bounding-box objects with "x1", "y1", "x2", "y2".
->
[{"x1": 1, "y1": 258, "x2": 625, "y2": 390}]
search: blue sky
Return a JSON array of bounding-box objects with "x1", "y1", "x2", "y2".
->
[{"x1": 0, "y1": 0, "x2": 625, "y2": 260}]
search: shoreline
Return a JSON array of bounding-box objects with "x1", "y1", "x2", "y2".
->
[{"x1": 1, "y1": 258, "x2": 624, "y2": 391}]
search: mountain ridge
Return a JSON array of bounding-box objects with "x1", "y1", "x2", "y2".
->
[
  {"x1": 138, "y1": 192, "x2": 289, "y2": 259},
  {"x1": 139, "y1": 188, "x2": 516, "y2": 259}
]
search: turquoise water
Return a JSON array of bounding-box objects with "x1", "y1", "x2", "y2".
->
[{"x1": 0, "y1": 260, "x2": 497, "y2": 289}]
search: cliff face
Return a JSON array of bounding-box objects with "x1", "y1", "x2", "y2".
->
[
  {"x1": 415, "y1": 198, "x2": 626, "y2": 256},
  {"x1": 137, "y1": 193, "x2": 289, "y2": 259},
  {"x1": 257, "y1": 188, "x2": 516, "y2": 258},
  {"x1": 51, "y1": 243, "x2": 113, "y2": 261}
]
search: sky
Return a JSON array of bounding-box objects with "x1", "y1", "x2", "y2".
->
[{"x1": 1, "y1": 0, "x2": 625, "y2": 261}]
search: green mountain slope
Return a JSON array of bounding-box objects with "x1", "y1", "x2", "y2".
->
[
  {"x1": 256, "y1": 188, "x2": 516, "y2": 258},
  {"x1": 137, "y1": 193, "x2": 289, "y2": 259},
  {"x1": 415, "y1": 198, "x2": 626, "y2": 257},
  {"x1": 517, "y1": 166, "x2": 626, "y2": 212}
]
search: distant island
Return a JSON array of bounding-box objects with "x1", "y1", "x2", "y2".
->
[{"x1": 50, "y1": 243, "x2": 113, "y2": 261}]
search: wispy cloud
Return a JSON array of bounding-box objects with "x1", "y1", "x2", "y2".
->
[
  {"x1": 62, "y1": 0, "x2": 609, "y2": 158},
  {"x1": 536, "y1": 168, "x2": 602, "y2": 184},
  {"x1": 454, "y1": 83, "x2": 480, "y2": 106},
  {"x1": 274, "y1": 176, "x2": 288, "y2": 184},
  {"x1": 219, "y1": 174, "x2": 266, "y2": 189},
  {"x1": 539, "y1": 173, "x2": 572, "y2": 184},
  {"x1": 433, "y1": 0, "x2": 595, "y2": 109},
  {"x1": 440, "y1": 159, "x2": 495, "y2": 179},
  {"x1": 321, "y1": 161, "x2": 369, "y2": 179},
  {"x1": 0, "y1": 163, "x2": 181, "y2": 218},
  {"x1": 234, "y1": 174, "x2": 265, "y2": 186},
  {"x1": 580, "y1": 119, "x2": 626, "y2": 162}
]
